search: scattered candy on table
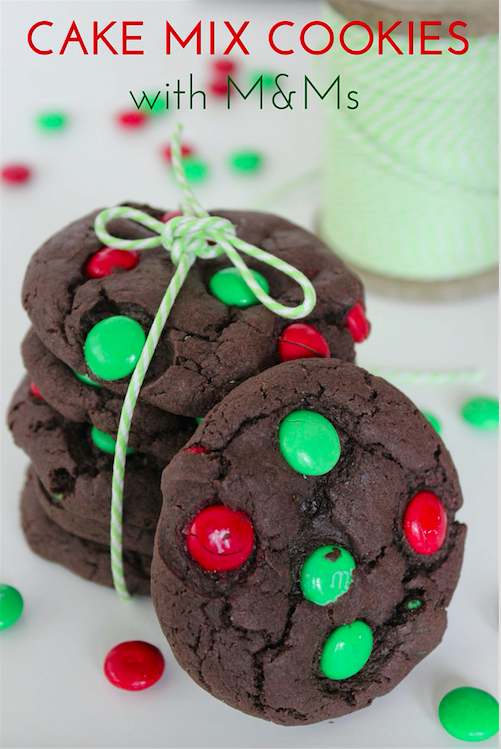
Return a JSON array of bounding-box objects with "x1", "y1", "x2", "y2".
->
[
  {"x1": 211, "y1": 58, "x2": 238, "y2": 75},
  {"x1": 142, "y1": 93, "x2": 167, "y2": 116},
  {"x1": 91, "y1": 426, "x2": 134, "y2": 455},
  {"x1": 84, "y1": 316, "x2": 146, "y2": 381},
  {"x1": 161, "y1": 144, "x2": 194, "y2": 163},
  {"x1": 116, "y1": 111, "x2": 147, "y2": 129},
  {"x1": 104, "y1": 641, "x2": 165, "y2": 691},
  {"x1": 209, "y1": 267, "x2": 269, "y2": 307},
  {"x1": 187, "y1": 505, "x2": 254, "y2": 571},
  {"x1": 461, "y1": 396, "x2": 499, "y2": 430},
  {"x1": 279, "y1": 410, "x2": 341, "y2": 475},
  {"x1": 1, "y1": 164, "x2": 32, "y2": 184},
  {"x1": 229, "y1": 150, "x2": 264, "y2": 173},
  {"x1": 278, "y1": 323, "x2": 330, "y2": 362},
  {"x1": 320, "y1": 621, "x2": 373, "y2": 680},
  {"x1": 0, "y1": 584, "x2": 24, "y2": 630},
  {"x1": 181, "y1": 158, "x2": 209, "y2": 183},
  {"x1": 439, "y1": 687, "x2": 499, "y2": 742},
  {"x1": 403, "y1": 491, "x2": 447, "y2": 555},
  {"x1": 36, "y1": 111, "x2": 68, "y2": 131},
  {"x1": 421, "y1": 410, "x2": 441, "y2": 434},
  {"x1": 249, "y1": 71, "x2": 277, "y2": 89}
]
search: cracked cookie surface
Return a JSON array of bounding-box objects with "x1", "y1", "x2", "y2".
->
[
  {"x1": 151, "y1": 358, "x2": 465, "y2": 726},
  {"x1": 21, "y1": 468, "x2": 151, "y2": 595},
  {"x1": 8, "y1": 377, "x2": 164, "y2": 544},
  {"x1": 22, "y1": 206, "x2": 364, "y2": 417}
]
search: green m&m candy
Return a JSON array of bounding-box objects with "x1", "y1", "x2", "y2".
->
[
  {"x1": 439, "y1": 687, "x2": 499, "y2": 742},
  {"x1": 91, "y1": 427, "x2": 134, "y2": 455},
  {"x1": 278, "y1": 410, "x2": 340, "y2": 475},
  {"x1": 183, "y1": 158, "x2": 208, "y2": 183},
  {"x1": 209, "y1": 267, "x2": 269, "y2": 308},
  {"x1": 37, "y1": 111, "x2": 67, "y2": 131},
  {"x1": 229, "y1": 150, "x2": 263, "y2": 173},
  {"x1": 73, "y1": 371, "x2": 101, "y2": 388},
  {"x1": 300, "y1": 545, "x2": 355, "y2": 606},
  {"x1": 461, "y1": 397, "x2": 499, "y2": 430},
  {"x1": 320, "y1": 621, "x2": 373, "y2": 680},
  {"x1": 421, "y1": 410, "x2": 441, "y2": 434},
  {"x1": 84, "y1": 316, "x2": 145, "y2": 381},
  {"x1": 0, "y1": 584, "x2": 24, "y2": 630}
]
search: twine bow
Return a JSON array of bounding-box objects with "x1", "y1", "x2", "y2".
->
[{"x1": 95, "y1": 122, "x2": 316, "y2": 599}]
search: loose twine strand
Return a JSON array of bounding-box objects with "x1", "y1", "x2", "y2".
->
[{"x1": 94, "y1": 122, "x2": 317, "y2": 599}]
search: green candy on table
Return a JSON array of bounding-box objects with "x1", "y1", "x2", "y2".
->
[
  {"x1": 229, "y1": 150, "x2": 263, "y2": 173},
  {"x1": 209, "y1": 267, "x2": 269, "y2": 308},
  {"x1": 143, "y1": 92, "x2": 167, "y2": 116},
  {"x1": 37, "y1": 111, "x2": 67, "y2": 131},
  {"x1": 0, "y1": 584, "x2": 24, "y2": 630},
  {"x1": 279, "y1": 410, "x2": 340, "y2": 476},
  {"x1": 421, "y1": 410, "x2": 441, "y2": 434},
  {"x1": 461, "y1": 397, "x2": 499, "y2": 430},
  {"x1": 300, "y1": 545, "x2": 355, "y2": 606},
  {"x1": 320, "y1": 621, "x2": 373, "y2": 680},
  {"x1": 439, "y1": 687, "x2": 499, "y2": 742},
  {"x1": 84, "y1": 316, "x2": 146, "y2": 381},
  {"x1": 73, "y1": 371, "x2": 101, "y2": 388},
  {"x1": 91, "y1": 426, "x2": 135, "y2": 455},
  {"x1": 249, "y1": 71, "x2": 276, "y2": 89},
  {"x1": 182, "y1": 158, "x2": 208, "y2": 183}
]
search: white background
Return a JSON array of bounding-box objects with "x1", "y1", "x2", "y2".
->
[{"x1": 0, "y1": 2, "x2": 498, "y2": 747}]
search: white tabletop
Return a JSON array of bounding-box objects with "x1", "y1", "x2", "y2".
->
[{"x1": 1, "y1": 2, "x2": 498, "y2": 748}]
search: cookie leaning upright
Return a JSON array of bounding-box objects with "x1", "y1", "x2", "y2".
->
[
  {"x1": 22, "y1": 205, "x2": 368, "y2": 417},
  {"x1": 151, "y1": 358, "x2": 466, "y2": 726}
]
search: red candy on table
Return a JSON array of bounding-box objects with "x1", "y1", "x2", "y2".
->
[
  {"x1": 212, "y1": 58, "x2": 237, "y2": 74},
  {"x1": 84, "y1": 247, "x2": 140, "y2": 279},
  {"x1": 187, "y1": 505, "x2": 254, "y2": 572},
  {"x1": 1, "y1": 164, "x2": 31, "y2": 184},
  {"x1": 278, "y1": 323, "x2": 330, "y2": 363},
  {"x1": 116, "y1": 111, "x2": 147, "y2": 129},
  {"x1": 403, "y1": 491, "x2": 447, "y2": 555},
  {"x1": 346, "y1": 301, "x2": 371, "y2": 343},
  {"x1": 104, "y1": 641, "x2": 165, "y2": 691},
  {"x1": 209, "y1": 79, "x2": 229, "y2": 98},
  {"x1": 162, "y1": 144, "x2": 193, "y2": 163},
  {"x1": 30, "y1": 381, "x2": 43, "y2": 400}
]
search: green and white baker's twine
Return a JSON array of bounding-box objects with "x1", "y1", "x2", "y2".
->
[{"x1": 94, "y1": 122, "x2": 316, "y2": 599}]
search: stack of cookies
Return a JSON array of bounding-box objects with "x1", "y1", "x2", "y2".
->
[{"x1": 8, "y1": 205, "x2": 369, "y2": 594}]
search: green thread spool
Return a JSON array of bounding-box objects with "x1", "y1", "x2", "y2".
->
[{"x1": 319, "y1": 5, "x2": 499, "y2": 299}]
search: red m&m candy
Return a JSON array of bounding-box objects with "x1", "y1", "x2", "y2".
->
[
  {"x1": 1, "y1": 164, "x2": 31, "y2": 184},
  {"x1": 30, "y1": 381, "x2": 43, "y2": 400},
  {"x1": 104, "y1": 641, "x2": 164, "y2": 691},
  {"x1": 162, "y1": 144, "x2": 193, "y2": 163},
  {"x1": 346, "y1": 301, "x2": 370, "y2": 343},
  {"x1": 212, "y1": 58, "x2": 238, "y2": 74},
  {"x1": 84, "y1": 247, "x2": 140, "y2": 279},
  {"x1": 161, "y1": 209, "x2": 183, "y2": 223},
  {"x1": 187, "y1": 505, "x2": 254, "y2": 572},
  {"x1": 403, "y1": 492, "x2": 447, "y2": 555},
  {"x1": 278, "y1": 323, "x2": 330, "y2": 363},
  {"x1": 116, "y1": 111, "x2": 147, "y2": 129}
]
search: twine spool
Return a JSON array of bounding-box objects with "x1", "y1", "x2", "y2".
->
[{"x1": 319, "y1": 2, "x2": 499, "y2": 299}]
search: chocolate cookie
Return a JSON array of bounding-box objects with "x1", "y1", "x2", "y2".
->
[
  {"x1": 22, "y1": 205, "x2": 368, "y2": 417},
  {"x1": 21, "y1": 468, "x2": 151, "y2": 595},
  {"x1": 22, "y1": 327, "x2": 196, "y2": 461},
  {"x1": 8, "y1": 377, "x2": 163, "y2": 532},
  {"x1": 28, "y1": 466, "x2": 154, "y2": 556},
  {"x1": 151, "y1": 358, "x2": 466, "y2": 726}
]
